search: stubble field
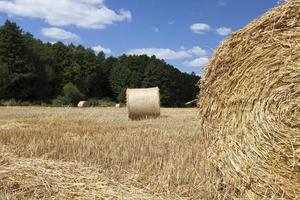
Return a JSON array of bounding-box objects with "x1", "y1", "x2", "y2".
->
[{"x1": 0, "y1": 107, "x2": 208, "y2": 199}]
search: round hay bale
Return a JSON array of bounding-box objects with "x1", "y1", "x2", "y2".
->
[
  {"x1": 126, "y1": 87, "x2": 160, "y2": 120},
  {"x1": 198, "y1": 1, "x2": 300, "y2": 199},
  {"x1": 115, "y1": 104, "x2": 120, "y2": 108},
  {"x1": 77, "y1": 101, "x2": 89, "y2": 108}
]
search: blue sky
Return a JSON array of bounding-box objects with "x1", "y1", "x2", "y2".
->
[{"x1": 0, "y1": 0, "x2": 279, "y2": 75}]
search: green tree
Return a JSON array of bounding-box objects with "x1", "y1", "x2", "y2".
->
[
  {"x1": 63, "y1": 82, "x2": 84, "y2": 105},
  {"x1": 110, "y1": 63, "x2": 131, "y2": 102},
  {"x1": 0, "y1": 20, "x2": 37, "y2": 100},
  {"x1": 0, "y1": 62, "x2": 9, "y2": 98},
  {"x1": 22, "y1": 33, "x2": 54, "y2": 100},
  {"x1": 142, "y1": 57, "x2": 172, "y2": 106},
  {"x1": 50, "y1": 42, "x2": 72, "y2": 96}
]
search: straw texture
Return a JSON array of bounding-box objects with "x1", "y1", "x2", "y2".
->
[
  {"x1": 0, "y1": 153, "x2": 159, "y2": 199},
  {"x1": 198, "y1": 0, "x2": 300, "y2": 199},
  {"x1": 127, "y1": 87, "x2": 160, "y2": 120}
]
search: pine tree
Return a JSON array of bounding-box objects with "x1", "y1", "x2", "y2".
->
[{"x1": 0, "y1": 20, "x2": 35, "y2": 100}]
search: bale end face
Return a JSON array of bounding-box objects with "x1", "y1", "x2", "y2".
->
[
  {"x1": 197, "y1": 0, "x2": 300, "y2": 198},
  {"x1": 126, "y1": 87, "x2": 160, "y2": 120},
  {"x1": 77, "y1": 101, "x2": 89, "y2": 108}
]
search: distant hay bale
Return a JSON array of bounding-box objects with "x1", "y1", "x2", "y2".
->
[
  {"x1": 115, "y1": 104, "x2": 120, "y2": 108},
  {"x1": 126, "y1": 87, "x2": 160, "y2": 120},
  {"x1": 198, "y1": 1, "x2": 300, "y2": 199},
  {"x1": 77, "y1": 101, "x2": 89, "y2": 108}
]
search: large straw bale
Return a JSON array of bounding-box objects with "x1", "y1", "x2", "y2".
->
[
  {"x1": 198, "y1": 1, "x2": 300, "y2": 199},
  {"x1": 127, "y1": 87, "x2": 160, "y2": 120}
]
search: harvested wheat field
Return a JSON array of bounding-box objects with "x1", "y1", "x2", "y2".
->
[{"x1": 0, "y1": 107, "x2": 207, "y2": 199}]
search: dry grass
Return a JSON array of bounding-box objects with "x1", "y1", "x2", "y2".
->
[{"x1": 0, "y1": 107, "x2": 206, "y2": 199}]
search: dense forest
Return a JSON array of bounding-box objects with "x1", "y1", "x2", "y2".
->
[{"x1": 0, "y1": 20, "x2": 200, "y2": 107}]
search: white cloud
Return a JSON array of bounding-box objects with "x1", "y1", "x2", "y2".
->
[
  {"x1": 277, "y1": 0, "x2": 288, "y2": 4},
  {"x1": 188, "y1": 46, "x2": 207, "y2": 57},
  {"x1": 216, "y1": 27, "x2": 232, "y2": 36},
  {"x1": 127, "y1": 46, "x2": 207, "y2": 60},
  {"x1": 190, "y1": 23, "x2": 210, "y2": 34},
  {"x1": 77, "y1": 0, "x2": 104, "y2": 4},
  {"x1": 218, "y1": 1, "x2": 227, "y2": 6},
  {"x1": 41, "y1": 27, "x2": 80, "y2": 41},
  {"x1": 168, "y1": 21, "x2": 175, "y2": 25},
  {"x1": 154, "y1": 27, "x2": 159, "y2": 32},
  {"x1": 183, "y1": 57, "x2": 209, "y2": 68},
  {"x1": 0, "y1": 0, "x2": 131, "y2": 29},
  {"x1": 92, "y1": 45, "x2": 112, "y2": 55}
]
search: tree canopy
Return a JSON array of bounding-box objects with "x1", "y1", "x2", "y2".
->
[{"x1": 0, "y1": 20, "x2": 200, "y2": 107}]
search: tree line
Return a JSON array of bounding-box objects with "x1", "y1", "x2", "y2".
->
[{"x1": 0, "y1": 20, "x2": 200, "y2": 107}]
